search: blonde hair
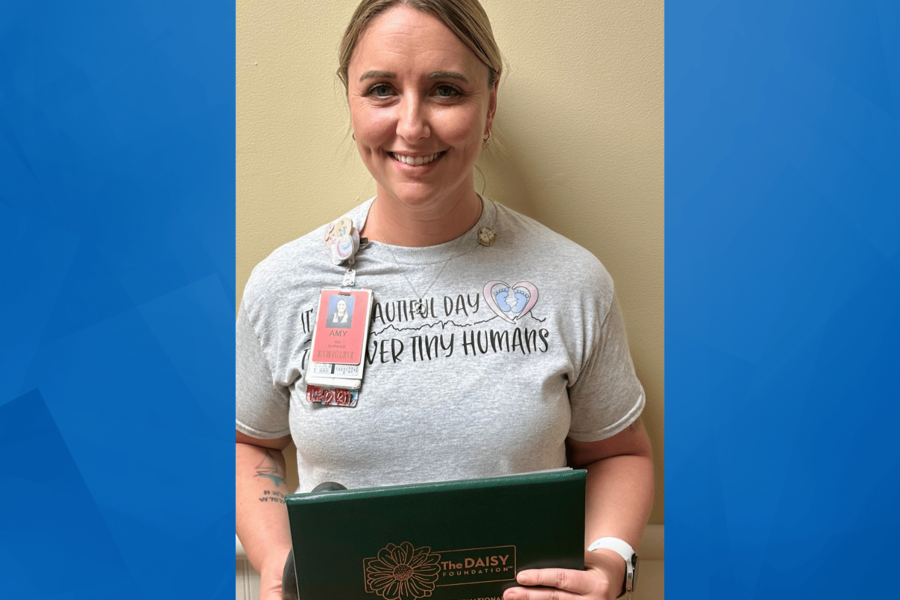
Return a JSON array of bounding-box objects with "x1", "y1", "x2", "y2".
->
[{"x1": 338, "y1": 0, "x2": 502, "y2": 91}]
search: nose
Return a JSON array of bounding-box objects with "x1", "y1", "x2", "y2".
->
[{"x1": 396, "y1": 95, "x2": 430, "y2": 142}]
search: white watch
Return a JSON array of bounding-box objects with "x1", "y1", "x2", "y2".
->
[{"x1": 587, "y1": 537, "x2": 638, "y2": 597}]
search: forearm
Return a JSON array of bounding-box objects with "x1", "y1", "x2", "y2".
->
[
  {"x1": 236, "y1": 441, "x2": 292, "y2": 578},
  {"x1": 583, "y1": 452, "x2": 654, "y2": 550},
  {"x1": 568, "y1": 418, "x2": 655, "y2": 551},
  {"x1": 541, "y1": 425, "x2": 653, "y2": 600}
]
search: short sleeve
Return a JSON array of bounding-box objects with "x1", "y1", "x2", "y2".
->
[
  {"x1": 236, "y1": 304, "x2": 291, "y2": 438},
  {"x1": 567, "y1": 294, "x2": 645, "y2": 441}
]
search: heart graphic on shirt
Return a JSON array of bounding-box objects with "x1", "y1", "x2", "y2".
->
[{"x1": 483, "y1": 280, "x2": 539, "y2": 324}]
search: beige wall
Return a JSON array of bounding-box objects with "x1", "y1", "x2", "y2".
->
[{"x1": 237, "y1": 0, "x2": 664, "y2": 524}]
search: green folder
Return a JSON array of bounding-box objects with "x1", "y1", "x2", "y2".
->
[{"x1": 285, "y1": 469, "x2": 586, "y2": 600}]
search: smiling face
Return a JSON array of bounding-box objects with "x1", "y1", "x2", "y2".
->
[
  {"x1": 336, "y1": 299, "x2": 348, "y2": 315},
  {"x1": 347, "y1": 5, "x2": 497, "y2": 217}
]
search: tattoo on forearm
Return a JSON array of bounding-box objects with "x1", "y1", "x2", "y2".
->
[
  {"x1": 258, "y1": 490, "x2": 286, "y2": 504},
  {"x1": 254, "y1": 450, "x2": 287, "y2": 488}
]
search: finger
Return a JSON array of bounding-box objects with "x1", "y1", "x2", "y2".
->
[
  {"x1": 514, "y1": 568, "x2": 595, "y2": 595},
  {"x1": 503, "y1": 585, "x2": 583, "y2": 600}
]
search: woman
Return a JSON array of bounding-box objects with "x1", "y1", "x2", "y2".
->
[
  {"x1": 328, "y1": 298, "x2": 353, "y2": 327},
  {"x1": 236, "y1": 2, "x2": 654, "y2": 599}
]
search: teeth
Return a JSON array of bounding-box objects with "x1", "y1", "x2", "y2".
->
[{"x1": 392, "y1": 152, "x2": 441, "y2": 166}]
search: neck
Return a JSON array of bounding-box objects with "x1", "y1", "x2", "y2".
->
[{"x1": 362, "y1": 188, "x2": 483, "y2": 247}]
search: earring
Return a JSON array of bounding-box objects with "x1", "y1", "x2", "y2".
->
[{"x1": 482, "y1": 130, "x2": 491, "y2": 149}]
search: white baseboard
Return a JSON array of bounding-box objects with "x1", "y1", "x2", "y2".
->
[
  {"x1": 640, "y1": 523, "x2": 664, "y2": 559},
  {"x1": 635, "y1": 524, "x2": 664, "y2": 599}
]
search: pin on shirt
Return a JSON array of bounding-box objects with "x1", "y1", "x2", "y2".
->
[
  {"x1": 325, "y1": 217, "x2": 360, "y2": 265},
  {"x1": 478, "y1": 227, "x2": 497, "y2": 247}
]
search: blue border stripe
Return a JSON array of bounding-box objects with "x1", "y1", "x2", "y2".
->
[
  {"x1": 668, "y1": 1, "x2": 900, "y2": 598},
  {"x1": 0, "y1": 2, "x2": 235, "y2": 598}
]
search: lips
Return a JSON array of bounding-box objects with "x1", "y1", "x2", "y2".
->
[{"x1": 389, "y1": 151, "x2": 445, "y2": 166}]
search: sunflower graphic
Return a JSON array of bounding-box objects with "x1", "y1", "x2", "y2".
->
[{"x1": 365, "y1": 542, "x2": 442, "y2": 600}]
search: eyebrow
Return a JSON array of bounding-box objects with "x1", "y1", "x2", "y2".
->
[
  {"x1": 359, "y1": 70, "x2": 395, "y2": 81},
  {"x1": 428, "y1": 71, "x2": 469, "y2": 83},
  {"x1": 357, "y1": 70, "x2": 469, "y2": 83}
]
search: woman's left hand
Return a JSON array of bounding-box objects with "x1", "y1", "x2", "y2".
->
[{"x1": 502, "y1": 550, "x2": 625, "y2": 600}]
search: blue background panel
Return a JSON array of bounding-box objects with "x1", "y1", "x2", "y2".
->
[
  {"x1": 0, "y1": 390, "x2": 130, "y2": 597},
  {"x1": 668, "y1": 1, "x2": 899, "y2": 599},
  {"x1": 3, "y1": 1, "x2": 900, "y2": 600},
  {"x1": 0, "y1": 2, "x2": 234, "y2": 599}
]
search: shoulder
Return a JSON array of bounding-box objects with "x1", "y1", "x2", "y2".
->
[{"x1": 491, "y1": 201, "x2": 614, "y2": 294}]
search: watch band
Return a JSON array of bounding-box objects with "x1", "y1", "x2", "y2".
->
[{"x1": 587, "y1": 537, "x2": 636, "y2": 596}]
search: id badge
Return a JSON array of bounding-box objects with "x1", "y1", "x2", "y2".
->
[{"x1": 306, "y1": 288, "x2": 374, "y2": 391}]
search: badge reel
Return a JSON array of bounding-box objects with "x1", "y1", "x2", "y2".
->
[{"x1": 306, "y1": 217, "x2": 373, "y2": 407}]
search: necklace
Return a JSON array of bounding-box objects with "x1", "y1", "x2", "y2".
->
[
  {"x1": 371, "y1": 205, "x2": 496, "y2": 318},
  {"x1": 374, "y1": 223, "x2": 452, "y2": 318}
]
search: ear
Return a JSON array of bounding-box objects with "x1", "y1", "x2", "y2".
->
[{"x1": 485, "y1": 76, "x2": 499, "y2": 134}]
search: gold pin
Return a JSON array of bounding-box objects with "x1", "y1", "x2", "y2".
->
[{"x1": 478, "y1": 227, "x2": 497, "y2": 247}]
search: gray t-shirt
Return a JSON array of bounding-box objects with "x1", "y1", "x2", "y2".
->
[{"x1": 237, "y1": 198, "x2": 644, "y2": 492}]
